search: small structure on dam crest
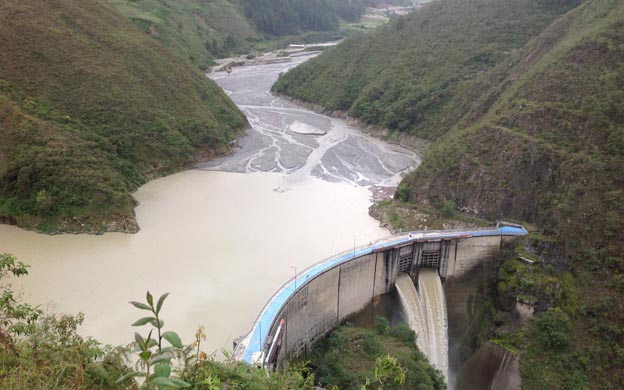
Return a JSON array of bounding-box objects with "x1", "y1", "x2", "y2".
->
[{"x1": 233, "y1": 223, "x2": 527, "y2": 370}]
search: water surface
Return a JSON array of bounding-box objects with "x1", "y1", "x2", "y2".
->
[{"x1": 0, "y1": 52, "x2": 418, "y2": 352}]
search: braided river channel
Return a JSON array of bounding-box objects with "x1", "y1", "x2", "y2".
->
[{"x1": 0, "y1": 51, "x2": 419, "y2": 353}]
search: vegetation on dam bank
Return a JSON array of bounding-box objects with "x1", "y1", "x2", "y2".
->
[{"x1": 306, "y1": 318, "x2": 446, "y2": 390}]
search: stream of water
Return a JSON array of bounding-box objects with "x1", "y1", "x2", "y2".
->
[{"x1": 396, "y1": 271, "x2": 449, "y2": 380}]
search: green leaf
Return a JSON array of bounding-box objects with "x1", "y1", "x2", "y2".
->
[
  {"x1": 170, "y1": 378, "x2": 192, "y2": 388},
  {"x1": 150, "y1": 377, "x2": 179, "y2": 388},
  {"x1": 156, "y1": 292, "x2": 169, "y2": 314},
  {"x1": 135, "y1": 332, "x2": 145, "y2": 348},
  {"x1": 162, "y1": 331, "x2": 183, "y2": 348},
  {"x1": 149, "y1": 354, "x2": 173, "y2": 365},
  {"x1": 146, "y1": 291, "x2": 154, "y2": 307},
  {"x1": 130, "y1": 301, "x2": 152, "y2": 311},
  {"x1": 139, "y1": 351, "x2": 152, "y2": 361},
  {"x1": 149, "y1": 318, "x2": 164, "y2": 328},
  {"x1": 146, "y1": 339, "x2": 158, "y2": 349},
  {"x1": 132, "y1": 317, "x2": 156, "y2": 327},
  {"x1": 153, "y1": 363, "x2": 171, "y2": 378},
  {"x1": 115, "y1": 371, "x2": 145, "y2": 384}
]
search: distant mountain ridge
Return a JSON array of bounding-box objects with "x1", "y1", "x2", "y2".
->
[{"x1": 0, "y1": 0, "x2": 247, "y2": 233}]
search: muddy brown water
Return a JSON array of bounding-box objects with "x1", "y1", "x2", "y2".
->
[{"x1": 0, "y1": 52, "x2": 419, "y2": 353}]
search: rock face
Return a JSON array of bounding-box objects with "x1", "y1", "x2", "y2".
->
[
  {"x1": 512, "y1": 300, "x2": 535, "y2": 323},
  {"x1": 456, "y1": 342, "x2": 521, "y2": 390}
]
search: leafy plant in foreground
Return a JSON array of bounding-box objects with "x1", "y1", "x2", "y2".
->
[
  {"x1": 117, "y1": 291, "x2": 190, "y2": 389},
  {"x1": 0, "y1": 253, "x2": 42, "y2": 337},
  {"x1": 1, "y1": 253, "x2": 131, "y2": 389}
]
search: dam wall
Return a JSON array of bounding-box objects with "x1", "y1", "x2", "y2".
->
[
  {"x1": 445, "y1": 235, "x2": 502, "y2": 279},
  {"x1": 234, "y1": 225, "x2": 527, "y2": 368},
  {"x1": 271, "y1": 252, "x2": 396, "y2": 363}
]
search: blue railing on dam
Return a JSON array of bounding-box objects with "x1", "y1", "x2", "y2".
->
[{"x1": 238, "y1": 225, "x2": 527, "y2": 364}]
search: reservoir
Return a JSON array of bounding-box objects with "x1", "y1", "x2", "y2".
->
[{"x1": 0, "y1": 51, "x2": 418, "y2": 352}]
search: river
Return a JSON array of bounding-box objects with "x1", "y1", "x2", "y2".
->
[{"x1": 0, "y1": 51, "x2": 419, "y2": 353}]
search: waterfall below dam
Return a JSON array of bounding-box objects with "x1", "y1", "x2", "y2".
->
[{"x1": 396, "y1": 270, "x2": 449, "y2": 380}]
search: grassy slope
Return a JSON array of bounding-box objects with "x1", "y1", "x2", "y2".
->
[
  {"x1": 272, "y1": 0, "x2": 580, "y2": 139},
  {"x1": 0, "y1": 0, "x2": 246, "y2": 233},
  {"x1": 110, "y1": 0, "x2": 259, "y2": 68},
  {"x1": 274, "y1": 0, "x2": 624, "y2": 386}
]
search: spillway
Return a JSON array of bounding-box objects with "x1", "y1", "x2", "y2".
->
[{"x1": 396, "y1": 270, "x2": 448, "y2": 380}]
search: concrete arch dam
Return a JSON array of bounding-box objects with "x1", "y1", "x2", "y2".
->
[{"x1": 233, "y1": 224, "x2": 527, "y2": 373}]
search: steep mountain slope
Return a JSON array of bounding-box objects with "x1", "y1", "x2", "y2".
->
[
  {"x1": 272, "y1": 0, "x2": 580, "y2": 139},
  {"x1": 273, "y1": 0, "x2": 624, "y2": 386},
  {"x1": 403, "y1": 2, "x2": 624, "y2": 384},
  {"x1": 110, "y1": 0, "x2": 259, "y2": 67},
  {"x1": 405, "y1": 0, "x2": 624, "y2": 246},
  {"x1": 0, "y1": 0, "x2": 246, "y2": 232}
]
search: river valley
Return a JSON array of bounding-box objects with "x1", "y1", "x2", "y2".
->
[{"x1": 0, "y1": 51, "x2": 419, "y2": 353}]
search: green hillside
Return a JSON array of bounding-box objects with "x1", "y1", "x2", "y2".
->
[
  {"x1": 404, "y1": 2, "x2": 624, "y2": 384},
  {"x1": 273, "y1": 0, "x2": 624, "y2": 386},
  {"x1": 0, "y1": 0, "x2": 246, "y2": 233},
  {"x1": 110, "y1": 0, "x2": 259, "y2": 68},
  {"x1": 273, "y1": 0, "x2": 580, "y2": 139}
]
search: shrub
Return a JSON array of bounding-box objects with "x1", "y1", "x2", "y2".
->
[
  {"x1": 374, "y1": 316, "x2": 390, "y2": 335},
  {"x1": 441, "y1": 200, "x2": 456, "y2": 218},
  {"x1": 390, "y1": 324, "x2": 416, "y2": 345},
  {"x1": 396, "y1": 185, "x2": 410, "y2": 202},
  {"x1": 535, "y1": 308, "x2": 571, "y2": 349}
]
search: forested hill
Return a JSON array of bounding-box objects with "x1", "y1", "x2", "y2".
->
[
  {"x1": 110, "y1": 0, "x2": 369, "y2": 68},
  {"x1": 274, "y1": 0, "x2": 624, "y2": 386},
  {"x1": 0, "y1": 0, "x2": 246, "y2": 233},
  {"x1": 239, "y1": 0, "x2": 365, "y2": 36}
]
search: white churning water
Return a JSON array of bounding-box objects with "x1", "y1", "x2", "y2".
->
[{"x1": 396, "y1": 270, "x2": 449, "y2": 380}]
